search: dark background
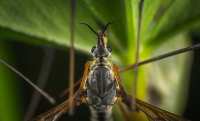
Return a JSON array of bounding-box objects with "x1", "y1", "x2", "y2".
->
[{"x1": 184, "y1": 31, "x2": 200, "y2": 121}]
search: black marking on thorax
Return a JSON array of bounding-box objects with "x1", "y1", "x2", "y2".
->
[{"x1": 86, "y1": 60, "x2": 117, "y2": 109}]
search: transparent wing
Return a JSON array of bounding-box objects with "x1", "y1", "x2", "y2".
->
[
  {"x1": 60, "y1": 80, "x2": 81, "y2": 97},
  {"x1": 136, "y1": 98, "x2": 190, "y2": 121},
  {"x1": 32, "y1": 93, "x2": 78, "y2": 121},
  {"x1": 32, "y1": 100, "x2": 70, "y2": 121}
]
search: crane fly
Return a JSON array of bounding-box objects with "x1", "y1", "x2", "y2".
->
[
  {"x1": 0, "y1": 0, "x2": 198, "y2": 121},
  {"x1": 26, "y1": 22, "x2": 196, "y2": 121},
  {"x1": 1, "y1": 27, "x2": 198, "y2": 121}
]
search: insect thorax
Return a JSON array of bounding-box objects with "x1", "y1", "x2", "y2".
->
[{"x1": 86, "y1": 59, "x2": 117, "y2": 112}]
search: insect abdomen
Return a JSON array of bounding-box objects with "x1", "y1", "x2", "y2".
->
[{"x1": 90, "y1": 106, "x2": 113, "y2": 121}]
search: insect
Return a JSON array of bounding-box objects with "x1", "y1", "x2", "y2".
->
[
  {"x1": 0, "y1": 0, "x2": 199, "y2": 121},
  {"x1": 26, "y1": 21, "x2": 198, "y2": 121},
  {"x1": 1, "y1": 23, "x2": 199, "y2": 121}
]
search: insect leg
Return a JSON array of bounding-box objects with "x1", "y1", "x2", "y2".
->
[
  {"x1": 59, "y1": 61, "x2": 91, "y2": 100},
  {"x1": 51, "y1": 90, "x2": 85, "y2": 121},
  {"x1": 66, "y1": 61, "x2": 91, "y2": 115},
  {"x1": 0, "y1": 58, "x2": 55, "y2": 104},
  {"x1": 112, "y1": 64, "x2": 136, "y2": 111},
  {"x1": 79, "y1": 61, "x2": 91, "y2": 91},
  {"x1": 118, "y1": 83, "x2": 136, "y2": 112},
  {"x1": 24, "y1": 48, "x2": 55, "y2": 121},
  {"x1": 120, "y1": 43, "x2": 200, "y2": 72},
  {"x1": 59, "y1": 80, "x2": 81, "y2": 98},
  {"x1": 52, "y1": 112, "x2": 63, "y2": 121},
  {"x1": 32, "y1": 90, "x2": 84, "y2": 121}
]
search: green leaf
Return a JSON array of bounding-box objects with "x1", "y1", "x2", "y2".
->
[
  {"x1": 0, "y1": 0, "x2": 199, "y2": 121},
  {"x1": 0, "y1": 43, "x2": 22, "y2": 121}
]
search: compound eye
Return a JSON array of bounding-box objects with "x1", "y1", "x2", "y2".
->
[
  {"x1": 107, "y1": 46, "x2": 112, "y2": 52},
  {"x1": 91, "y1": 46, "x2": 96, "y2": 53}
]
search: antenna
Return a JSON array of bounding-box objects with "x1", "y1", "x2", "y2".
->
[
  {"x1": 97, "y1": 22, "x2": 111, "y2": 47},
  {"x1": 102, "y1": 22, "x2": 112, "y2": 34},
  {"x1": 80, "y1": 23, "x2": 98, "y2": 35},
  {"x1": 0, "y1": 58, "x2": 55, "y2": 104}
]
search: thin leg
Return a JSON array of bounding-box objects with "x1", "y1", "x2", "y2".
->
[
  {"x1": 24, "y1": 48, "x2": 55, "y2": 121},
  {"x1": 32, "y1": 90, "x2": 84, "y2": 121},
  {"x1": 52, "y1": 112, "x2": 64, "y2": 121},
  {"x1": 60, "y1": 60, "x2": 91, "y2": 99},
  {"x1": 118, "y1": 83, "x2": 136, "y2": 112},
  {"x1": 59, "y1": 80, "x2": 81, "y2": 98},
  {"x1": 120, "y1": 43, "x2": 200, "y2": 72},
  {"x1": 0, "y1": 58, "x2": 55, "y2": 104}
]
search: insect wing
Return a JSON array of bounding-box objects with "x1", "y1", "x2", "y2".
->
[
  {"x1": 135, "y1": 98, "x2": 190, "y2": 121},
  {"x1": 32, "y1": 99, "x2": 74, "y2": 121},
  {"x1": 60, "y1": 80, "x2": 81, "y2": 97}
]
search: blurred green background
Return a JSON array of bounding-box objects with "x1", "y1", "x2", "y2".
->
[{"x1": 0, "y1": 0, "x2": 200, "y2": 121}]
